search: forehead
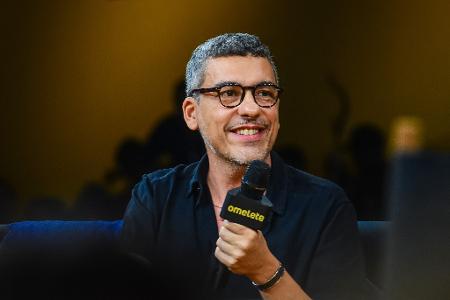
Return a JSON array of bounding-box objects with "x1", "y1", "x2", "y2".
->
[{"x1": 202, "y1": 56, "x2": 276, "y2": 86}]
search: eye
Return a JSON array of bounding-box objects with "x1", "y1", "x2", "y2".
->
[
  {"x1": 223, "y1": 90, "x2": 236, "y2": 97},
  {"x1": 219, "y1": 86, "x2": 241, "y2": 98},
  {"x1": 256, "y1": 87, "x2": 276, "y2": 98}
]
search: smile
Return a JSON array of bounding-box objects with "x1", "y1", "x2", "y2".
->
[{"x1": 236, "y1": 128, "x2": 260, "y2": 136}]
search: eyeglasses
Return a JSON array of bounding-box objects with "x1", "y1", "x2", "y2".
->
[{"x1": 189, "y1": 83, "x2": 283, "y2": 108}]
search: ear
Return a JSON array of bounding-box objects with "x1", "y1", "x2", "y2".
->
[{"x1": 182, "y1": 97, "x2": 199, "y2": 131}]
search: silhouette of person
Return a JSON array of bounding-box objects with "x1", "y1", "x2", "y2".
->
[
  {"x1": 104, "y1": 81, "x2": 205, "y2": 218},
  {"x1": 73, "y1": 182, "x2": 116, "y2": 220},
  {"x1": 275, "y1": 144, "x2": 307, "y2": 171},
  {"x1": 0, "y1": 179, "x2": 18, "y2": 223},
  {"x1": 144, "y1": 79, "x2": 205, "y2": 171},
  {"x1": 348, "y1": 124, "x2": 387, "y2": 220},
  {"x1": 22, "y1": 196, "x2": 67, "y2": 220}
]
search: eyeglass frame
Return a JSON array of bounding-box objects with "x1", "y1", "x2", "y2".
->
[{"x1": 189, "y1": 82, "x2": 283, "y2": 108}]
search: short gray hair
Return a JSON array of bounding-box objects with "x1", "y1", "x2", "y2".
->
[{"x1": 185, "y1": 33, "x2": 279, "y2": 97}]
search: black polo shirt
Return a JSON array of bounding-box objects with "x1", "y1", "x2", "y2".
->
[{"x1": 121, "y1": 152, "x2": 374, "y2": 299}]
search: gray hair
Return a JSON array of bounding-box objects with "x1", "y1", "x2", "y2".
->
[{"x1": 185, "y1": 33, "x2": 279, "y2": 97}]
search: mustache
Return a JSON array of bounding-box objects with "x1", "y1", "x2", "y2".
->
[{"x1": 226, "y1": 118, "x2": 269, "y2": 130}]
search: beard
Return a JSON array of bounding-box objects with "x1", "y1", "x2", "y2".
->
[{"x1": 198, "y1": 127, "x2": 272, "y2": 167}]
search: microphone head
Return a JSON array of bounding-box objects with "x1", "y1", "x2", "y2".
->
[{"x1": 241, "y1": 160, "x2": 271, "y2": 200}]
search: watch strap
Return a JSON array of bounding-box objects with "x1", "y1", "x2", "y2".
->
[{"x1": 252, "y1": 264, "x2": 285, "y2": 291}]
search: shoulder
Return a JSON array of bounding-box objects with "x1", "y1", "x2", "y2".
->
[
  {"x1": 131, "y1": 162, "x2": 199, "y2": 207},
  {"x1": 283, "y1": 164, "x2": 350, "y2": 209},
  {"x1": 142, "y1": 164, "x2": 193, "y2": 185},
  {"x1": 281, "y1": 165, "x2": 359, "y2": 245}
]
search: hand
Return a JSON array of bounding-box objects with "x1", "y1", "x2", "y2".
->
[{"x1": 215, "y1": 221, "x2": 279, "y2": 283}]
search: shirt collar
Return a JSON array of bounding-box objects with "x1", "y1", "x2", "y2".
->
[
  {"x1": 186, "y1": 154, "x2": 209, "y2": 202},
  {"x1": 266, "y1": 151, "x2": 288, "y2": 215},
  {"x1": 187, "y1": 152, "x2": 288, "y2": 215}
]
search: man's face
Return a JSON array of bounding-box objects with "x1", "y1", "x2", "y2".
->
[{"x1": 184, "y1": 56, "x2": 280, "y2": 166}]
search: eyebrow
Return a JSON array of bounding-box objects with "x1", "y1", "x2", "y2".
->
[
  {"x1": 212, "y1": 81, "x2": 240, "y2": 88},
  {"x1": 258, "y1": 80, "x2": 277, "y2": 86},
  {"x1": 213, "y1": 80, "x2": 277, "y2": 88}
]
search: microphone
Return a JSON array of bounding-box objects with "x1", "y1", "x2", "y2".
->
[
  {"x1": 220, "y1": 160, "x2": 273, "y2": 230},
  {"x1": 212, "y1": 160, "x2": 273, "y2": 292}
]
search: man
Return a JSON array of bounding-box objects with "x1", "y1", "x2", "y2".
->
[{"x1": 121, "y1": 33, "x2": 374, "y2": 299}]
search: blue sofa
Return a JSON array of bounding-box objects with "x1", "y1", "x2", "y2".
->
[
  {"x1": 0, "y1": 220, "x2": 389, "y2": 291},
  {"x1": 0, "y1": 220, "x2": 122, "y2": 252}
]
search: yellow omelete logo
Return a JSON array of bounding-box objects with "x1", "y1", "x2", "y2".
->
[{"x1": 227, "y1": 205, "x2": 265, "y2": 222}]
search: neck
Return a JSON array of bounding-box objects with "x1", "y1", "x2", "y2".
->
[{"x1": 206, "y1": 152, "x2": 272, "y2": 206}]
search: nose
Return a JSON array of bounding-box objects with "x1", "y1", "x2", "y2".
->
[{"x1": 237, "y1": 90, "x2": 260, "y2": 117}]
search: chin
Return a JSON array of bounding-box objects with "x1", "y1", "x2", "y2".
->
[{"x1": 227, "y1": 149, "x2": 271, "y2": 166}]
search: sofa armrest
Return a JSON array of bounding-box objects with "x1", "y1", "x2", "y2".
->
[
  {"x1": 0, "y1": 224, "x2": 9, "y2": 244},
  {"x1": 0, "y1": 220, "x2": 123, "y2": 254},
  {"x1": 358, "y1": 220, "x2": 390, "y2": 290}
]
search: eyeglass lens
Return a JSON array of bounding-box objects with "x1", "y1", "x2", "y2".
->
[{"x1": 219, "y1": 85, "x2": 279, "y2": 107}]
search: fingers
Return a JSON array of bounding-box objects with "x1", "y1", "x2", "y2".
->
[
  {"x1": 216, "y1": 236, "x2": 235, "y2": 256},
  {"x1": 218, "y1": 224, "x2": 240, "y2": 244},
  {"x1": 215, "y1": 223, "x2": 271, "y2": 277},
  {"x1": 215, "y1": 226, "x2": 247, "y2": 269},
  {"x1": 219, "y1": 221, "x2": 257, "y2": 242},
  {"x1": 215, "y1": 244, "x2": 246, "y2": 275},
  {"x1": 222, "y1": 221, "x2": 251, "y2": 235},
  {"x1": 216, "y1": 222, "x2": 261, "y2": 262},
  {"x1": 214, "y1": 245, "x2": 237, "y2": 267}
]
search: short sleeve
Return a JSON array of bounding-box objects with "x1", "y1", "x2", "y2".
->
[
  {"x1": 120, "y1": 176, "x2": 159, "y2": 261},
  {"x1": 305, "y1": 189, "x2": 379, "y2": 300}
]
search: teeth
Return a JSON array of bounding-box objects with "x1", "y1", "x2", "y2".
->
[{"x1": 237, "y1": 129, "x2": 259, "y2": 135}]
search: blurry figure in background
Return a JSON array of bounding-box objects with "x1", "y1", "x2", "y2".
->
[
  {"x1": 323, "y1": 76, "x2": 353, "y2": 204},
  {"x1": 73, "y1": 182, "x2": 116, "y2": 220},
  {"x1": 389, "y1": 116, "x2": 425, "y2": 155},
  {"x1": 347, "y1": 124, "x2": 387, "y2": 220},
  {"x1": 111, "y1": 137, "x2": 148, "y2": 186},
  {"x1": 0, "y1": 179, "x2": 18, "y2": 223},
  {"x1": 143, "y1": 79, "x2": 205, "y2": 170},
  {"x1": 383, "y1": 118, "x2": 449, "y2": 299},
  {"x1": 104, "y1": 80, "x2": 205, "y2": 218},
  {"x1": 22, "y1": 196, "x2": 67, "y2": 220},
  {"x1": 321, "y1": 76, "x2": 388, "y2": 220},
  {"x1": 104, "y1": 137, "x2": 148, "y2": 218},
  {"x1": 275, "y1": 144, "x2": 308, "y2": 171}
]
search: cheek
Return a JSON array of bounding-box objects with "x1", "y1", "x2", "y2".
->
[
  {"x1": 272, "y1": 123, "x2": 280, "y2": 141},
  {"x1": 197, "y1": 116, "x2": 209, "y2": 134},
  {"x1": 270, "y1": 113, "x2": 280, "y2": 134},
  {"x1": 203, "y1": 111, "x2": 228, "y2": 133},
  {"x1": 198, "y1": 112, "x2": 220, "y2": 137}
]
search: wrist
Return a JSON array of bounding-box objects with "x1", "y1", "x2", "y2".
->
[
  {"x1": 249, "y1": 257, "x2": 280, "y2": 284},
  {"x1": 252, "y1": 263, "x2": 285, "y2": 291}
]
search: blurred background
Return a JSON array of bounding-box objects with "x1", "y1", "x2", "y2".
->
[{"x1": 1, "y1": 0, "x2": 449, "y2": 222}]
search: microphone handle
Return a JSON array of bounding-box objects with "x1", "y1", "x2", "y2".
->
[
  {"x1": 212, "y1": 263, "x2": 226, "y2": 291},
  {"x1": 212, "y1": 189, "x2": 273, "y2": 293}
]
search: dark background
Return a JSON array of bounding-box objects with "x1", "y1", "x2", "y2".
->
[{"x1": 1, "y1": 0, "x2": 449, "y2": 219}]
